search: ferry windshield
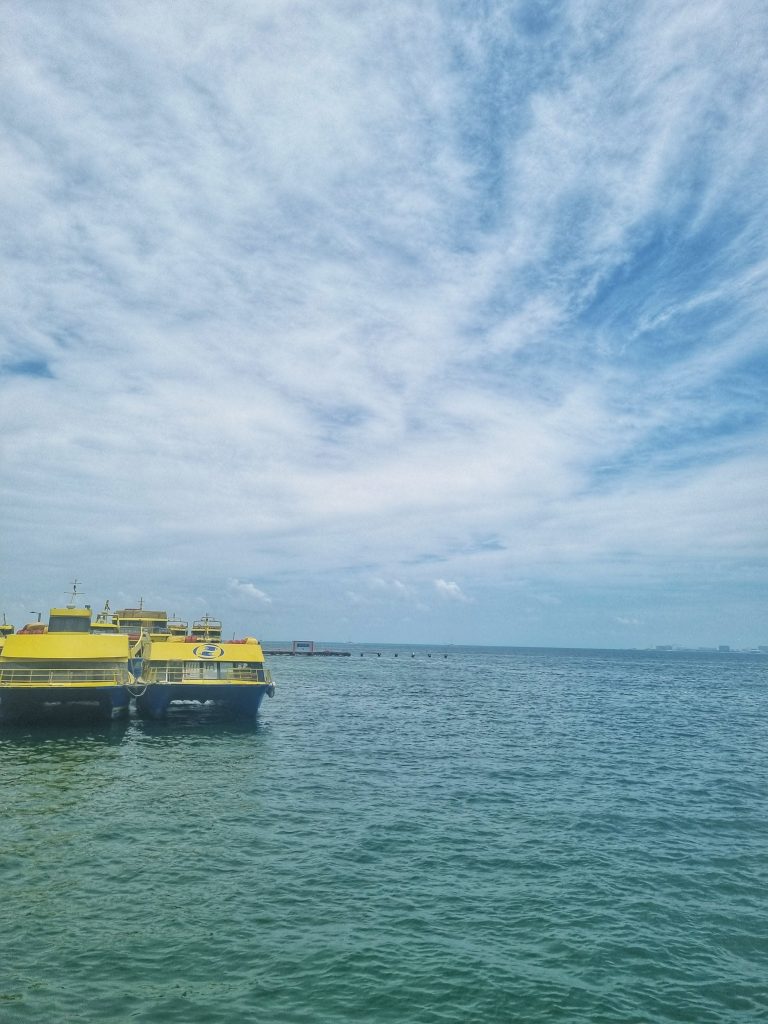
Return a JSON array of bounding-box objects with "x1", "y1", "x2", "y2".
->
[{"x1": 48, "y1": 614, "x2": 91, "y2": 633}]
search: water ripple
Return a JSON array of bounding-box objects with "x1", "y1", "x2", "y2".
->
[{"x1": 1, "y1": 648, "x2": 766, "y2": 1022}]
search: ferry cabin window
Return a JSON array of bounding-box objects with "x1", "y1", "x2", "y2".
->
[
  {"x1": 183, "y1": 661, "x2": 220, "y2": 679},
  {"x1": 233, "y1": 664, "x2": 265, "y2": 681},
  {"x1": 48, "y1": 615, "x2": 91, "y2": 632},
  {"x1": 154, "y1": 662, "x2": 182, "y2": 682}
]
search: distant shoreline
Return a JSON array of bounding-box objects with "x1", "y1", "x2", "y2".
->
[{"x1": 261, "y1": 642, "x2": 766, "y2": 656}]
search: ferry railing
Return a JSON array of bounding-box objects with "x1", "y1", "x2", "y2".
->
[
  {"x1": 143, "y1": 665, "x2": 273, "y2": 684},
  {"x1": 0, "y1": 666, "x2": 131, "y2": 687}
]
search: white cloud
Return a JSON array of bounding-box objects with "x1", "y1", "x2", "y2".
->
[
  {"x1": 434, "y1": 579, "x2": 472, "y2": 603},
  {"x1": 228, "y1": 579, "x2": 272, "y2": 605}
]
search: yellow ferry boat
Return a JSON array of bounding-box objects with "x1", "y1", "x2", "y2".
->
[
  {"x1": 0, "y1": 604, "x2": 132, "y2": 722},
  {"x1": 98, "y1": 603, "x2": 216, "y2": 642},
  {"x1": 167, "y1": 615, "x2": 188, "y2": 638},
  {"x1": 135, "y1": 633, "x2": 274, "y2": 719},
  {"x1": 112, "y1": 604, "x2": 171, "y2": 639},
  {"x1": 190, "y1": 614, "x2": 222, "y2": 641},
  {"x1": 91, "y1": 601, "x2": 119, "y2": 635}
]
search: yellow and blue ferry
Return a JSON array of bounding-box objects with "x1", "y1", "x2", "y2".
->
[
  {"x1": 135, "y1": 633, "x2": 275, "y2": 718},
  {"x1": 0, "y1": 605, "x2": 132, "y2": 722},
  {"x1": 190, "y1": 614, "x2": 222, "y2": 641},
  {"x1": 112, "y1": 604, "x2": 172, "y2": 639}
]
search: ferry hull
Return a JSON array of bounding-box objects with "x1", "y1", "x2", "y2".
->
[
  {"x1": 0, "y1": 686, "x2": 130, "y2": 722},
  {"x1": 136, "y1": 683, "x2": 271, "y2": 719}
]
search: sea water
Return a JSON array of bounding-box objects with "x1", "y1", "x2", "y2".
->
[{"x1": 1, "y1": 646, "x2": 766, "y2": 1023}]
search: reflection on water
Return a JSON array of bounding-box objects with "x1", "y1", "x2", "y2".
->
[
  {"x1": 0, "y1": 707, "x2": 267, "y2": 788},
  {"x1": 0, "y1": 716, "x2": 129, "y2": 750},
  {"x1": 132, "y1": 703, "x2": 265, "y2": 740}
]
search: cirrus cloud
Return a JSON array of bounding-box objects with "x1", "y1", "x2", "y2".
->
[{"x1": 0, "y1": 0, "x2": 766, "y2": 647}]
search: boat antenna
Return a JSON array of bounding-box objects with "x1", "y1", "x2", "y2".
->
[
  {"x1": 29, "y1": 611, "x2": 42, "y2": 622},
  {"x1": 67, "y1": 578, "x2": 81, "y2": 608}
]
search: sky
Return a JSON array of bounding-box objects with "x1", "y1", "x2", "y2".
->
[{"x1": 1, "y1": 0, "x2": 767, "y2": 648}]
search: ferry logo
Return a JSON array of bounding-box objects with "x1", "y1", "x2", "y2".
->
[{"x1": 193, "y1": 644, "x2": 224, "y2": 659}]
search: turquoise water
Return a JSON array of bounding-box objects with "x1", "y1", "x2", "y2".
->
[{"x1": 1, "y1": 646, "x2": 766, "y2": 1023}]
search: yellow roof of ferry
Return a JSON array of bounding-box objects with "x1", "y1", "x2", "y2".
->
[
  {"x1": 144, "y1": 637, "x2": 265, "y2": 662},
  {"x1": 1, "y1": 633, "x2": 130, "y2": 661}
]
